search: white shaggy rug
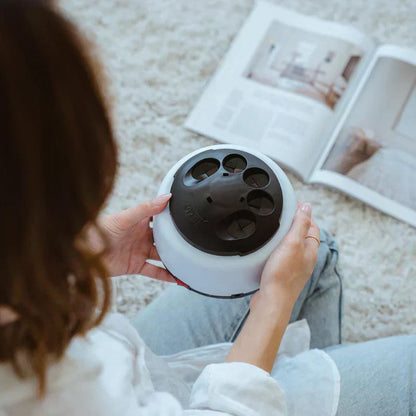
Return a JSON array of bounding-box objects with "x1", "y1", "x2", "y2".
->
[{"x1": 61, "y1": 0, "x2": 416, "y2": 342}]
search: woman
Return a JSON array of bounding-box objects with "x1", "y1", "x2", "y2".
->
[{"x1": 0, "y1": 1, "x2": 414, "y2": 415}]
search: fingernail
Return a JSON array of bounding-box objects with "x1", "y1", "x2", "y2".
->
[
  {"x1": 301, "y1": 202, "x2": 312, "y2": 215},
  {"x1": 153, "y1": 193, "x2": 172, "y2": 205}
]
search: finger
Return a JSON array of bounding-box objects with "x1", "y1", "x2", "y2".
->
[
  {"x1": 287, "y1": 203, "x2": 312, "y2": 241},
  {"x1": 307, "y1": 217, "x2": 320, "y2": 241},
  {"x1": 140, "y1": 262, "x2": 176, "y2": 283},
  {"x1": 116, "y1": 194, "x2": 172, "y2": 228},
  {"x1": 305, "y1": 218, "x2": 320, "y2": 261},
  {"x1": 305, "y1": 238, "x2": 319, "y2": 266}
]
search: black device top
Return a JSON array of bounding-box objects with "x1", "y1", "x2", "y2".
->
[{"x1": 169, "y1": 148, "x2": 283, "y2": 256}]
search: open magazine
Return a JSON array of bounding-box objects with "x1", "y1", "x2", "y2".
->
[{"x1": 185, "y1": 1, "x2": 416, "y2": 227}]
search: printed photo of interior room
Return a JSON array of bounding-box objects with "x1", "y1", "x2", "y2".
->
[
  {"x1": 245, "y1": 21, "x2": 363, "y2": 109},
  {"x1": 323, "y1": 57, "x2": 416, "y2": 210}
]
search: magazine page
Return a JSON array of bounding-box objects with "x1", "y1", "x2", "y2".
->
[
  {"x1": 185, "y1": 1, "x2": 374, "y2": 179},
  {"x1": 312, "y1": 45, "x2": 416, "y2": 227}
]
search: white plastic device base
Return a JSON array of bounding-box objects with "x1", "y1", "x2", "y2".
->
[{"x1": 153, "y1": 144, "x2": 297, "y2": 298}]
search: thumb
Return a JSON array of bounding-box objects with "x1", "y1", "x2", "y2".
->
[
  {"x1": 116, "y1": 193, "x2": 172, "y2": 228},
  {"x1": 287, "y1": 202, "x2": 312, "y2": 241}
]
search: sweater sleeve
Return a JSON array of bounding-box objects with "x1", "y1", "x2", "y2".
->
[
  {"x1": 133, "y1": 362, "x2": 286, "y2": 416},
  {"x1": 188, "y1": 362, "x2": 286, "y2": 416}
]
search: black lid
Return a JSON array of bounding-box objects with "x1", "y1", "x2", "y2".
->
[{"x1": 169, "y1": 148, "x2": 283, "y2": 256}]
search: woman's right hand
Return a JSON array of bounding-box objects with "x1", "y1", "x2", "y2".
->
[
  {"x1": 225, "y1": 204, "x2": 319, "y2": 372},
  {"x1": 251, "y1": 202, "x2": 320, "y2": 310},
  {"x1": 226, "y1": 203, "x2": 320, "y2": 372}
]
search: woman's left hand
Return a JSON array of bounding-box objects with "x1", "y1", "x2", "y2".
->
[{"x1": 91, "y1": 194, "x2": 175, "y2": 282}]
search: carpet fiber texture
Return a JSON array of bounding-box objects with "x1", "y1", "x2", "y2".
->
[{"x1": 61, "y1": 0, "x2": 416, "y2": 342}]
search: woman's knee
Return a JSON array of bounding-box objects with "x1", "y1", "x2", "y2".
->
[{"x1": 327, "y1": 335, "x2": 416, "y2": 416}]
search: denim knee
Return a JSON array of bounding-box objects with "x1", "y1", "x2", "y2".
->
[{"x1": 319, "y1": 226, "x2": 338, "y2": 251}]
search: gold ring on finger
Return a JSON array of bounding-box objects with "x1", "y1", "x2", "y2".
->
[{"x1": 305, "y1": 235, "x2": 320, "y2": 246}]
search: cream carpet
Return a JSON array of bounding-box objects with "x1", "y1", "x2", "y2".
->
[{"x1": 61, "y1": 0, "x2": 416, "y2": 342}]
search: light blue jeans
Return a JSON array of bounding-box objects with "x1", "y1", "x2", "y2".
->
[{"x1": 132, "y1": 229, "x2": 416, "y2": 415}]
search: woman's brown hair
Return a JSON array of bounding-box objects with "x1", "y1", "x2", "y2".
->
[{"x1": 0, "y1": 0, "x2": 117, "y2": 394}]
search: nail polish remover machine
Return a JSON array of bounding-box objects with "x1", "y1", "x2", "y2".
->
[{"x1": 153, "y1": 144, "x2": 297, "y2": 298}]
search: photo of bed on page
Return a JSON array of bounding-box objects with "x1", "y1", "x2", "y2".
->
[
  {"x1": 186, "y1": 2, "x2": 416, "y2": 227},
  {"x1": 321, "y1": 56, "x2": 416, "y2": 211},
  {"x1": 312, "y1": 45, "x2": 416, "y2": 226}
]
